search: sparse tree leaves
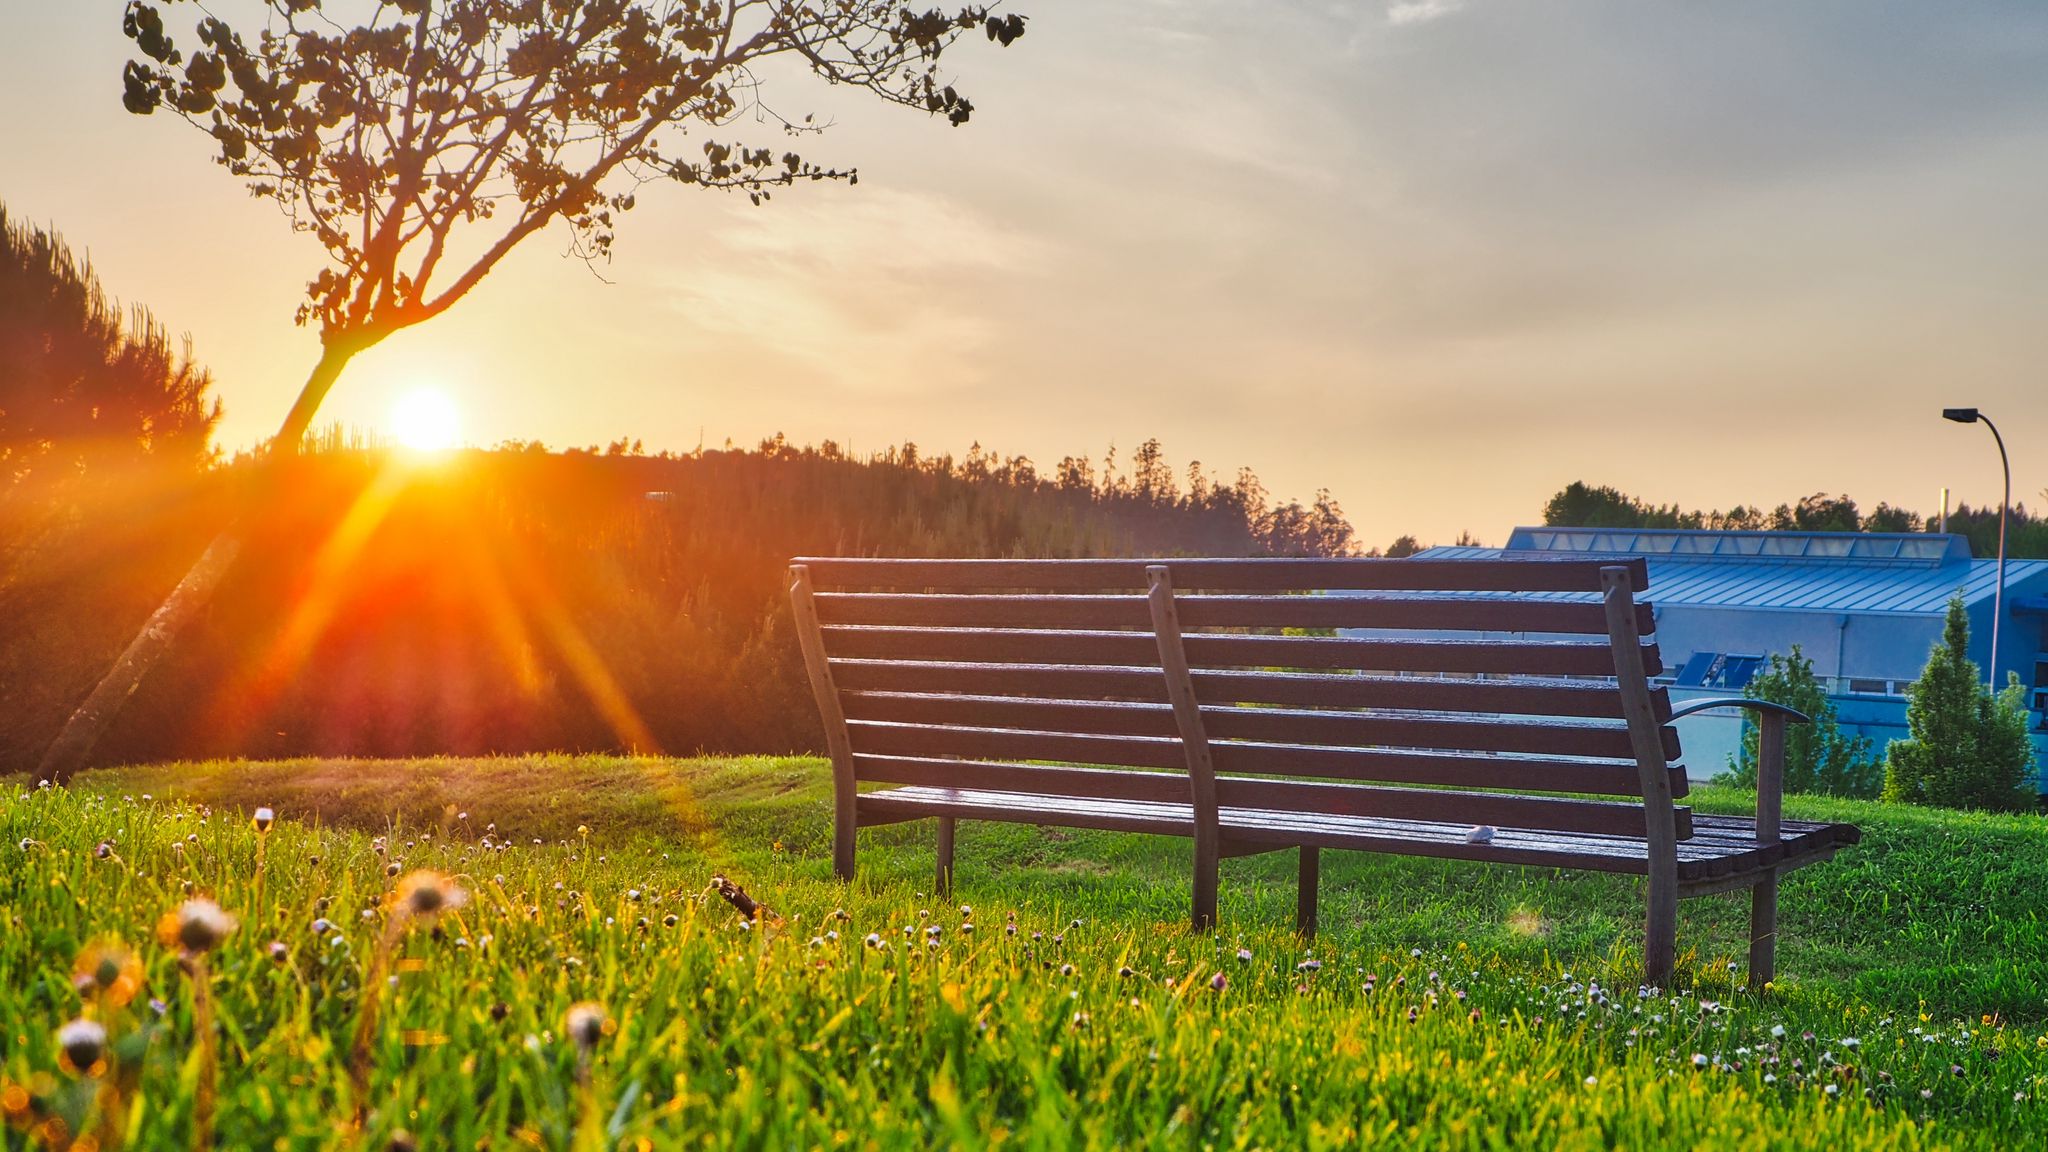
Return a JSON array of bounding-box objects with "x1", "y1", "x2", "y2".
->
[
  {"x1": 118, "y1": 0, "x2": 1025, "y2": 357},
  {"x1": 986, "y1": 13, "x2": 1025, "y2": 46}
]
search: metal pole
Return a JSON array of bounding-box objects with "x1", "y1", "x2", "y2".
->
[{"x1": 1983, "y1": 416, "x2": 2010, "y2": 690}]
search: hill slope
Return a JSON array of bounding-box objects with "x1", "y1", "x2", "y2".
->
[{"x1": 2, "y1": 757, "x2": 2037, "y2": 1149}]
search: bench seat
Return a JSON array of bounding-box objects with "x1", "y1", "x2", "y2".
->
[{"x1": 859, "y1": 785, "x2": 1860, "y2": 885}]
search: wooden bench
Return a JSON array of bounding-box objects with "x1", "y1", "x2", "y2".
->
[{"x1": 787, "y1": 556, "x2": 1860, "y2": 985}]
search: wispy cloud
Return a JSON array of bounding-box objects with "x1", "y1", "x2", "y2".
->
[
  {"x1": 1387, "y1": 0, "x2": 1465, "y2": 27},
  {"x1": 655, "y1": 188, "x2": 1049, "y2": 396}
]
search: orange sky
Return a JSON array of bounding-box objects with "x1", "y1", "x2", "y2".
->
[{"x1": 6, "y1": 1, "x2": 2046, "y2": 547}]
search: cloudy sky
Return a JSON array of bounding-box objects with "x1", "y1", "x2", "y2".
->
[{"x1": 6, "y1": 1, "x2": 2047, "y2": 546}]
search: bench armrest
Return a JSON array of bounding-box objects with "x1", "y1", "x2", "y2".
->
[
  {"x1": 1666, "y1": 698, "x2": 1811, "y2": 724},
  {"x1": 1666, "y1": 697, "x2": 1805, "y2": 844}
]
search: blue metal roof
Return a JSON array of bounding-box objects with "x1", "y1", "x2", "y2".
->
[{"x1": 1418, "y1": 528, "x2": 2048, "y2": 616}]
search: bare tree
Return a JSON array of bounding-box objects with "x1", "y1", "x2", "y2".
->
[{"x1": 41, "y1": 0, "x2": 1025, "y2": 780}]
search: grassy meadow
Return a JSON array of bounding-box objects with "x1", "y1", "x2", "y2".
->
[{"x1": 4, "y1": 756, "x2": 2046, "y2": 1149}]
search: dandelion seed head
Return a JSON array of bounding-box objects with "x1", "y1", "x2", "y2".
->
[
  {"x1": 395, "y1": 870, "x2": 467, "y2": 920},
  {"x1": 566, "y1": 1002, "x2": 606, "y2": 1051},
  {"x1": 159, "y1": 897, "x2": 236, "y2": 955},
  {"x1": 72, "y1": 940, "x2": 142, "y2": 1006},
  {"x1": 57, "y1": 1019, "x2": 106, "y2": 1073}
]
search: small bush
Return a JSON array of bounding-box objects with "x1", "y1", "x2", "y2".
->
[{"x1": 1719, "y1": 645, "x2": 1881, "y2": 798}]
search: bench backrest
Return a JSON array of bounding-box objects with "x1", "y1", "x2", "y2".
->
[{"x1": 788, "y1": 557, "x2": 1688, "y2": 841}]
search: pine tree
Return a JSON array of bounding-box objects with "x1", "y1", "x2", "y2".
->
[
  {"x1": 1884, "y1": 597, "x2": 2035, "y2": 810},
  {"x1": 1722, "y1": 646, "x2": 1880, "y2": 798}
]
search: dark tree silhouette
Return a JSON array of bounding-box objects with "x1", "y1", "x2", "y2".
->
[
  {"x1": 43, "y1": 0, "x2": 1027, "y2": 780},
  {"x1": 0, "y1": 205, "x2": 220, "y2": 495}
]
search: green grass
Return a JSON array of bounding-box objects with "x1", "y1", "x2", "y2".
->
[{"x1": 1, "y1": 756, "x2": 2043, "y2": 1149}]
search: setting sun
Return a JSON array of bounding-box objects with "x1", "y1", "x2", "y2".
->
[{"x1": 391, "y1": 387, "x2": 461, "y2": 453}]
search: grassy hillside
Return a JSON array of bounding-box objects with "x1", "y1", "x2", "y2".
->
[{"x1": 2, "y1": 757, "x2": 2038, "y2": 1148}]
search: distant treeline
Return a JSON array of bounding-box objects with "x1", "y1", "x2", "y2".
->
[
  {"x1": 1543, "y1": 482, "x2": 2048, "y2": 559},
  {"x1": 1, "y1": 435, "x2": 1358, "y2": 772}
]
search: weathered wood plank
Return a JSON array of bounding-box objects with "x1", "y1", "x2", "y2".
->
[
  {"x1": 1750, "y1": 709, "x2": 1788, "y2": 988},
  {"x1": 813, "y1": 591, "x2": 1652, "y2": 635},
  {"x1": 1149, "y1": 566, "x2": 1223, "y2": 931},
  {"x1": 829, "y1": 660, "x2": 1670, "y2": 722},
  {"x1": 846, "y1": 719, "x2": 1683, "y2": 797},
  {"x1": 838, "y1": 690, "x2": 1675, "y2": 761},
  {"x1": 1604, "y1": 565, "x2": 1680, "y2": 986},
  {"x1": 1297, "y1": 846, "x2": 1320, "y2": 937},
  {"x1": 844, "y1": 720, "x2": 1190, "y2": 769},
  {"x1": 851, "y1": 787, "x2": 1775, "y2": 875},
  {"x1": 794, "y1": 556, "x2": 1649, "y2": 593},
  {"x1": 1209, "y1": 777, "x2": 1688, "y2": 838},
  {"x1": 789, "y1": 565, "x2": 859, "y2": 881},
  {"x1": 851, "y1": 753, "x2": 1191, "y2": 803},
  {"x1": 822, "y1": 626, "x2": 1657, "y2": 677}
]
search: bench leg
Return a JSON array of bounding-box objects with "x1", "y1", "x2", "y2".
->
[
  {"x1": 833, "y1": 813, "x2": 856, "y2": 883},
  {"x1": 1296, "y1": 846, "x2": 1319, "y2": 938},
  {"x1": 1749, "y1": 869, "x2": 1778, "y2": 990},
  {"x1": 1644, "y1": 873, "x2": 1677, "y2": 987},
  {"x1": 1192, "y1": 838, "x2": 1218, "y2": 932},
  {"x1": 935, "y1": 816, "x2": 956, "y2": 898}
]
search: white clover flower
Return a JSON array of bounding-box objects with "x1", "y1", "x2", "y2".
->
[{"x1": 252, "y1": 807, "x2": 275, "y2": 834}]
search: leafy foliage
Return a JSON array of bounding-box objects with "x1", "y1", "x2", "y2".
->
[
  {"x1": 121, "y1": 0, "x2": 1023, "y2": 347},
  {"x1": 1883, "y1": 598, "x2": 2037, "y2": 811},
  {"x1": 1542, "y1": 481, "x2": 2048, "y2": 559},
  {"x1": 1718, "y1": 647, "x2": 1881, "y2": 799}
]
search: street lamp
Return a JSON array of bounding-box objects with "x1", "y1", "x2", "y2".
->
[{"x1": 1943, "y1": 407, "x2": 2009, "y2": 688}]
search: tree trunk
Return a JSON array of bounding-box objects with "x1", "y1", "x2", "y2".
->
[{"x1": 38, "y1": 339, "x2": 360, "y2": 783}]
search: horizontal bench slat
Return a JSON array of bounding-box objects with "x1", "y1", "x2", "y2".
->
[
  {"x1": 1208, "y1": 778, "x2": 1688, "y2": 839},
  {"x1": 853, "y1": 787, "x2": 1829, "y2": 877},
  {"x1": 839, "y1": 690, "x2": 1676, "y2": 761},
  {"x1": 852, "y1": 754, "x2": 1191, "y2": 803},
  {"x1": 843, "y1": 720, "x2": 1684, "y2": 798},
  {"x1": 794, "y1": 556, "x2": 1649, "y2": 593},
  {"x1": 821, "y1": 626, "x2": 1655, "y2": 677},
  {"x1": 828, "y1": 660, "x2": 1669, "y2": 722},
  {"x1": 1205, "y1": 740, "x2": 1687, "y2": 799},
  {"x1": 845, "y1": 721, "x2": 1191, "y2": 770},
  {"x1": 851, "y1": 768, "x2": 1675, "y2": 837},
  {"x1": 814, "y1": 592, "x2": 1652, "y2": 635},
  {"x1": 851, "y1": 754, "x2": 1698, "y2": 813},
  {"x1": 844, "y1": 692, "x2": 1179, "y2": 736}
]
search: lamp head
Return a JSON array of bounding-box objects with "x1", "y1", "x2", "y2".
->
[{"x1": 1943, "y1": 407, "x2": 1981, "y2": 424}]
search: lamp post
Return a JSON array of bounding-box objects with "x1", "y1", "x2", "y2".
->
[{"x1": 1943, "y1": 408, "x2": 2009, "y2": 688}]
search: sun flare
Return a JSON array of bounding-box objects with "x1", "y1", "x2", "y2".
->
[{"x1": 391, "y1": 387, "x2": 461, "y2": 453}]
